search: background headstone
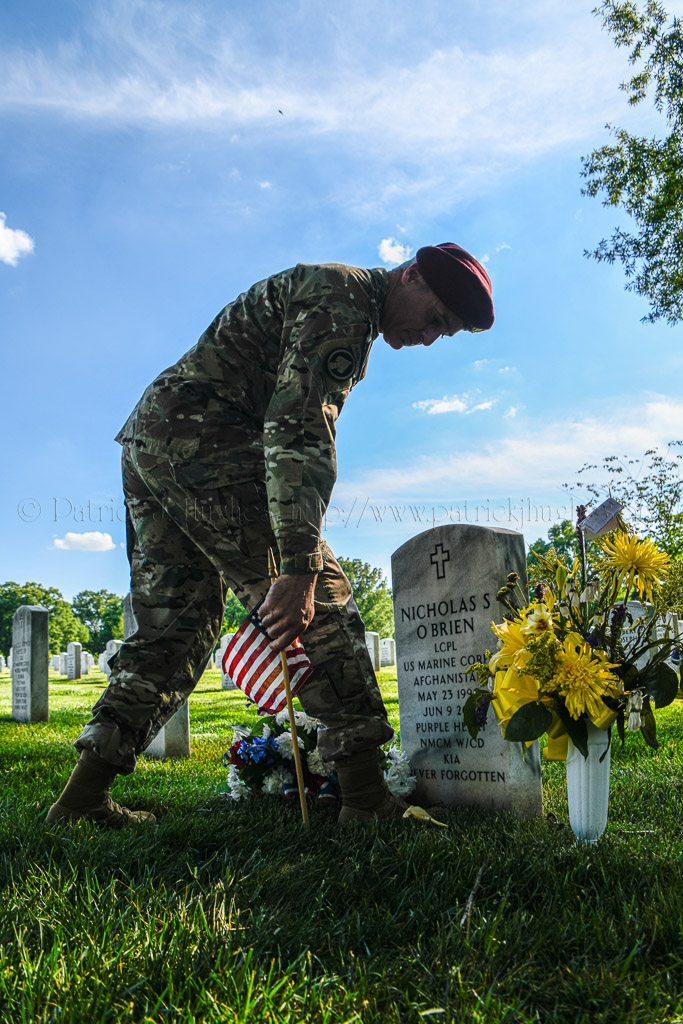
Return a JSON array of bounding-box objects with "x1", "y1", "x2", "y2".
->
[
  {"x1": 102, "y1": 639, "x2": 123, "y2": 680},
  {"x1": 11, "y1": 605, "x2": 49, "y2": 723},
  {"x1": 50, "y1": 655, "x2": 60, "y2": 672},
  {"x1": 59, "y1": 653, "x2": 68, "y2": 676},
  {"x1": 0, "y1": 655, "x2": 6, "y2": 672},
  {"x1": 123, "y1": 592, "x2": 137, "y2": 640},
  {"x1": 144, "y1": 701, "x2": 191, "y2": 759},
  {"x1": 392, "y1": 524, "x2": 542, "y2": 817},
  {"x1": 8, "y1": 648, "x2": 13, "y2": 677},
  {"x1": 365, "y1": 631, "x2": 380, "y2": 671},
  {"x1": 67, "y1": 642, "x2": 82, "y2": 680},
  {"x1": 80, "y1": 651, "x2": 90, "y2": 675},
  {"x1": 380, "y1": 637, "x2": 396, "y2": 667},
  {"x1": 219, "y1": 633, "x2": 237, "y2": 689}
]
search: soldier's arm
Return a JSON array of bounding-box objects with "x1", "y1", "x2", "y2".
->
[{"x1": 261, "y1": 324, "x2": 368, "y2": 644}]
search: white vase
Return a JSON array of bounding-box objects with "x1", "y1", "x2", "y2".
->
[{"x1": 566, "y1": 721, "x2": 611, "y2": 845}]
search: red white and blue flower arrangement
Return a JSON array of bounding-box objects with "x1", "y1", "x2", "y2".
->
[{"x1": 223, "y1": 708, "x2": 415, "y2": 805}]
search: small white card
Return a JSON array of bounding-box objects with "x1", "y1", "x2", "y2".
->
[{"x1": 580, "y1": 497, "x2": 625, "y2": 539}]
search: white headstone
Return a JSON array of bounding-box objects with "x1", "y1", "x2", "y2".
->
[
  {"x1": 220, "y1": 633, "x2": 237, "y2": 689},
  {"x1": 80, "y1": 651, "x2": 90, "y2": 675},
  {"x1": 59, "y1": 653, "x2": 68, "y2": 676},
  {"x1": 11, "y1": 606, "x2": 49, "y2": 723},
  {"x1": 392, "y1": 524, "x2": 543, "y2": 817},
  {"x1": 365, "y1": 631, "x2": 380, "y2": 671},
  {"x1": 380, "y1": 637, "x2": 396, "y2": 667},
  {"x1": 102, "y1": 639, "x2": 123, "y2": 680},
  {"x1": 67, "y1": 642, "x2": 82, "y2": 680},
  {"x1": 87, "y1": 653, "x2": 95, "y2": 670},
  {"x1": 8, "y1": 647, "x2": 13, "y2": 677},
  {"x1": 50, "y1": 655, "x2": 60, "y2": 672},
  {"x1": 123, "y1": 592, "x2": 137, "y2": 640},
  {"x1": 144, "y1": 701, "x2": 191, "y2": 759},
  {"x1": 0, "y1": 655, "x2": 6, "y2": 672}
]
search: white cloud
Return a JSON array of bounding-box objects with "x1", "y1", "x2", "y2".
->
[
  {"x1": 504, "y1": 405, "x2": 520, "y2": 418},
  {"x1": 413, "y1": 392, "x2": 496, "y2": 415},
  {"x1": 498, "y1": 366, "x2": 515, "y2": 374},
  {"x1": 0, "y1": 2, "x2": 655, "y2": 216},
  {"x1": 480, "y1": 242, "x2": 511, "y2": 264},
  {"x1": 378, "y1": 238, "x2": 412, "y2": 266},
  {"x1": 0, "y1": 212, "x2": 34, "y2": 266},
  {"x1": 52, "y1": 531, "x2": 116, "y2": 551},
  {"x1": 257, "y1": 180, "x2": 272, "y2": 189},
  {"x1": 339, "y1": 395, "x2": 683, "y2": 498}
]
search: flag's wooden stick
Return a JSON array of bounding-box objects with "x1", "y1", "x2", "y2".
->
[{"x1": 268, "y1": 549, "x2": 310, "y2": 830}]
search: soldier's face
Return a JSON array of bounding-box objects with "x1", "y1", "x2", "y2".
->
[{"x1": 382, "y1": 264, "x2": 465, "y2": 350}]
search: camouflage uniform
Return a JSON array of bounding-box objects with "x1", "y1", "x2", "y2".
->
[{"x1": 75, "y1": 263, "x2": 395, "y2": 773}]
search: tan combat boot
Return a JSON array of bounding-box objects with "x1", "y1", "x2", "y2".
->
[
  {"x1": 47, "y1": 750, "x2": 156, "y2": 828},
  {"x1": 336, "y1": 747, "x2": 407, "y2": 824}
]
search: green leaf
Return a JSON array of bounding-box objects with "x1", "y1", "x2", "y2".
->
[
  {"x1": 555, "y1": 701, "x2": 589, "y2": 758},
  {"x1": 646, "y1": 661, "x2": 679, "y2": 708},
  {"x1": 504, "y1": 701, "x2": 552, "y2": 743}
]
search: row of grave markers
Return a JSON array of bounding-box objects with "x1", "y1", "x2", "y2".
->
[{"x1": 7, "y1": 524, "x2": 678, "y2": 817}]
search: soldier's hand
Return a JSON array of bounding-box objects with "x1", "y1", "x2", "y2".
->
[{"x1": 259, "y1": 573, "x2": 317, "y2": 653}]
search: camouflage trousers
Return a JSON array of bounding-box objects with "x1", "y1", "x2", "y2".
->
[{"x1": 75, "y1": 447, "x2": 393, "y2": 774}]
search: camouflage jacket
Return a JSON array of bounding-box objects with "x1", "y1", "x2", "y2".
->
[{"x1": 116, "y1": 263, "x2": 389, "y2": 575}]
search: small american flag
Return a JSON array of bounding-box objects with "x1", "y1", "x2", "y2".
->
[{"x1": 222, "y1": 605, "x2": 314, "y2": 714}]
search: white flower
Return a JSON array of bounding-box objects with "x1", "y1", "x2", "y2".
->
[
  {"x1": 229, "y1": 724, "x2": 252, "y2": 741},
  {"x1": 521, "y1": 603, "x2": 553, "y2": 638},
  {"x1": 262, "y1": 768, "x2": 294, "y2": 795},
  {"x1": 275, "y1": 709, "x2": 321, "y2": 733},
  {"x1": 306, "y1": 749, "x2": 335, "y2": 778},
  {"x1": 227, "y1": 764, "x2": 250, "y2": 801},
  {"x1": 262, "y1": 723, "x2": 272, "y2": 739},
  {"x1": 383, "y1": 745, "x2": 416, "y2": 797},
  {"x1": 274, "y1": 731, "x2": 305, "y2": 760},
  {"x1": 626, "y1": 690, "x2": 644, "y2": 731}
]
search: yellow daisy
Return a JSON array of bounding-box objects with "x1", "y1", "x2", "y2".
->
[
  {"x1": 554, "y1": 633, "x2": 621, "y2": 721},
  {"x1": 598, "y1": 533, "x2": 670, "y2": 603}
]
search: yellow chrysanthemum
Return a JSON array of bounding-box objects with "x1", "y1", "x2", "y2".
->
[
  {"x1": 554, "y1": 633, "x2": 621, "y2": 721},
  {"x1": 598, "y1": 533, "x2": 670, "y2": 603}
]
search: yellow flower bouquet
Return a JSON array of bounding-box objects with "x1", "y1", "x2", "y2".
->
[{"x1": 464, "y1": 505, "x2": 680, "y2": 761}]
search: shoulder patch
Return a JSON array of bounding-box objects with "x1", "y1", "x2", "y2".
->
[{"x1": 325, "y1": 348, "x2": 357, "y2": 383}]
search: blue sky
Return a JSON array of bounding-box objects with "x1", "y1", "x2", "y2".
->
[{"x1": 1, "y1": 0, "x2": 682, "y2": 600}]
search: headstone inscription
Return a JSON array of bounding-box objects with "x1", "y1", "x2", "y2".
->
[
  {"x1": 392, "y1": 524, "x2": 543, "y2": 817},
  {"x1": 144, "y1": 701, "x2": 191, "y2": 759},
  {"x1": 365, "y1": 631, "x2": 380, "y2": 671},
  {"x1": 67, "y1": 642, "x2": 82, "y2": 680},
  {"x1": 220, "y1": 633, "x2": 237, "y2": 689},
  {"x1": 380, "y1": 637, "x2": 396, "y2": 667},
  {"x1": 11, "y1": 606, "x2": 49, "y2": 723}
]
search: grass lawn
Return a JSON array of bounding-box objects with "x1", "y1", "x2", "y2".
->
[{"x1": 1, "y1": 666, "x2": 683, "y2": 1023}]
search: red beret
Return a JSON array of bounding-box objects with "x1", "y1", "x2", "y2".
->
[{"x1": 416, "y1": 242, "x2": 494, "y2": 331}]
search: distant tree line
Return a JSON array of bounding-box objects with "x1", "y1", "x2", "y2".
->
[{"x1": 0, "y1": 557, "x2": 396, "y2": 659}]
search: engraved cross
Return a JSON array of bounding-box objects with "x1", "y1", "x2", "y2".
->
[{"x1": 430, "y1": 543, "x2": 450, "y2": 580}]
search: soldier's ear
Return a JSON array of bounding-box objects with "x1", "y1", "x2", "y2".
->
[{"x1": 401, "y1": 263, "x2": 425, "y2": 287}]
